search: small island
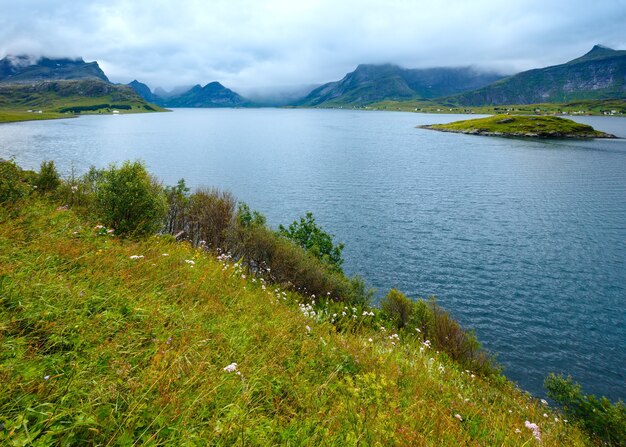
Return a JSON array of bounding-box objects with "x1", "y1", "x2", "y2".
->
[{"x1": 419, "y1": 115, "x2": 617, "y2": 139}]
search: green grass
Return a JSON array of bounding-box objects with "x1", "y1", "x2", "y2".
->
[
  {"x1": 421, "y1": 115, "x2": 615, "y2": 139},
  {"x1": 366, "y1": 99, "x2": 626, "y2": 116},
  {"x1": 0, "y1": 80, "x2": 166, "y2": 124},
  {"x1": 0, "y1": 197, "x2": 593, "y2": 445}
]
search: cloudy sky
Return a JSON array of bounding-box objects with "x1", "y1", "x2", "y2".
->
[{"x1": 1, "y1": 0, "x2": 625, "y2": 95}]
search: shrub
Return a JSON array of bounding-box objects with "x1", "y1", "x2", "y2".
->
[
  {"x1": 380, "y1": 289, "x2": 413, "y2": 329},
  {"x1": 378, "y1": 290, "x2": 496, "y2": 375},
  {"x1": 545, "y1": 374, "x2": 626, "y2": 446},
  {"x1": 186, "y1": 188, "x2": 236, "y2": 249},
  {"x1": 34, "y1": 160, "x2": 60, "y2": 193},
  {"x1": 279, "y1": 212, "x2": 345, "y2": 272},
  {"x1": 0, "y1": 159, "x2": 31, "y2": 203},
  {"x1": 94, "y1": 161, "x2": 167, "y2": 236}
]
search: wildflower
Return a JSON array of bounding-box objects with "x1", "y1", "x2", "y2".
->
[
  {"x1": 185, "y1": 259, "x2": 195, "y2": 265},
  {"x1": 368, "y1": 338, "x2": 373, "y2": 342},
  {"x1": 44, "y1": 375, "x2": 50, "y2": 380},
  {"x1": 554, "y1": 417, "x2": 559, "y2": 422},
  {"x1": 305, "y1": 325, "x2": 311, "y2": 333},
  {"x1": 515, "y1": 429, "x2": 521, "y2": 433},
  {"x1": 454, "y1": 414, "x2": 463, "y2": 422},
  {"x1": 107, "y1": 229, "x2": 114, "y2": 234},
  {"x1": 438, "y1": 364, "x2": 445, "y2": 373},
  {"x1": 543, "y1": 413, "x2": 548, "y2": 418},
  {"x1": 540, "y1": 399, "x2": 548, "y2": 405},
  {"x1": 223, "y1": 363, "x2": 238, "y2": 373},
  {"x1": 525, "y1": 421, "x2": 541, "y2": 442},
  {"x1": 162, "y1": 253, "x2": 169, "y2": 256},
  {"x1": 94, "y1": 225, "x2": 104, "y2": 230},
  {"x1": 129, "y1": 255, "x2": 144, "y2": 260},
  {"x1": 241, "y1": 274, "x2": 246, "y2": 279}
]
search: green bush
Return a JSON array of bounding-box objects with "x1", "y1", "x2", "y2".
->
[
  {"x1": 34, "y1": 160, "x2": 60, "y2": 193},
  {"x1": 279, "y1": 212, "x2": 345, "y2": 272},
  {"x1": 94, "y1": 161, "x2": 167, "y2": 236},
  {"x1": 378, "y1": 290, "x2": 496, "y2": 375},
  {"x1": 380, "y1": 289, "x2": 413, "y2": 329},
  {"x1": 545, "y1": 374, "x2": 626, "y2": 446},
  {"x1": 0, "y1": 159, "x2": 31, "y2": 203}
]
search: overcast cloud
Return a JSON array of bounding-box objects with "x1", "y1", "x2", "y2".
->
[{"x1": 1, "y1": 0, "x2": 625, "y2": 95}]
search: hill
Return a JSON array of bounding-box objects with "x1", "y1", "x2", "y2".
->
[
  {"x1": 0, "y1": 55, "x2": 165, "y2": 122},
  {"x1": 0, "y1": 191, "x2": 592, "y2": 446},
  {"x1": 0, "y1": 79, "x2": 165, "y2": 123},
  {"x1": 296, "y1": 64, "x2": 503, "y2": 107},
  {"x1": 0, "y1": 55, "x2": 109, "y2": 84},
  {"x1": 420, "y1": 115, "x2": 617, "y2": 139},
  {"x1": 449, "y1": 45, "x2": 626, "y2": 106}
]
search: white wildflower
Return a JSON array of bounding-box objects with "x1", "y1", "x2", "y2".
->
[
  {"x1": 223, "y1": 363, "x2": 238, "y2": 373},
  {"x1": 129, "y1": 255, "x2": 144, "y2": 260}
]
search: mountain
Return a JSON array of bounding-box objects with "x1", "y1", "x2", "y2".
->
[
  {"x1": 449, "y1": 45, "x2": 626, "y2": 106},
  {"x1": 297, "y1": 64, "x2": 503, "y2": 106},
  {"x1": 0, "y1": 55, "x2": 109, "y2": 84},
  {"x1": 128, "y1": 80, "x2": 158, "y2": 103},
  {"x1": 161, "y1": 82, "x2": 246, "y2": 107}
]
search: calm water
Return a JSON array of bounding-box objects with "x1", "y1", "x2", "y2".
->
[{"x1": 1, "y1": 109, "x2": 625, "y2": 401}]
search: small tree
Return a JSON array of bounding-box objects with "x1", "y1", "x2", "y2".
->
[
  {"x1": 278, "y1": 212, "x2": 344, "y2": 272},
  {"x1": 34, "y1": 160, "x2": 60, "y2": 193},
  {"x1": 95, "y1": 161, "x2": 167, "y2": 236}
]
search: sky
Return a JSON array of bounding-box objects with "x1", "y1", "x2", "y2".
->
[{"x1": 1, "y1": 0, "x2": 625, "y2": 96}]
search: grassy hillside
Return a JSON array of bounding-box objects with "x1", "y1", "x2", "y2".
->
[
  {"x1": 364, "y1": 98, "x2": 626, "y2": 116},
  {"x1": 0, "y1": 80, "x2": 165, "y2": 123},
  {"x1": 0, "y1": 194, "x2": 593, "y2": 445},
  {"x1": 421, "y1": 115, "x2": 616, "y2": 139}
]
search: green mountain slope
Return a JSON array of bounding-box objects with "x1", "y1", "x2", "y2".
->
[
  {"x1": 297, "y1": 64, "x2": 503, "y2": 107},
  {"x1": 0, "y1": 197, "x2": 592, "y2": 446},
  {"x1": 0, "y1": 79, "x2": 165, "y2": 122},
  {"x1": 449, "y1": 45, "x2": 626, "y2": 106}
]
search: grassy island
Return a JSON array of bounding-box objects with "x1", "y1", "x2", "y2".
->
[{"x1": 419, "y1": 115, "x2": 617, "y2": 139}]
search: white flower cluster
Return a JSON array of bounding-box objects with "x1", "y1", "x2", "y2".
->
[{"x1": 299, "y1": 303, "x2": 316, "y2": 319}]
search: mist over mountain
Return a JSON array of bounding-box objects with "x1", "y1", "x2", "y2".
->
[
  {"x1": 296, "y1": 64, "x2": 504, "y2": 106},
  {"x1": 0, "y1": 55, "x2": 109, "y2": 84}
]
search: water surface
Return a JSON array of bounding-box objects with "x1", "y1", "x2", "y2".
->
[{"x1": 1, "y1": 109, "x2": 624, "y2": 400}]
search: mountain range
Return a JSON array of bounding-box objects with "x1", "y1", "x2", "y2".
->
[
  {"x1": 1, "y1": 45, "x2": 625, "y2": 112},
  {"x1": 296, "y1": 64, "x2": 503, "y2": 106}
]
